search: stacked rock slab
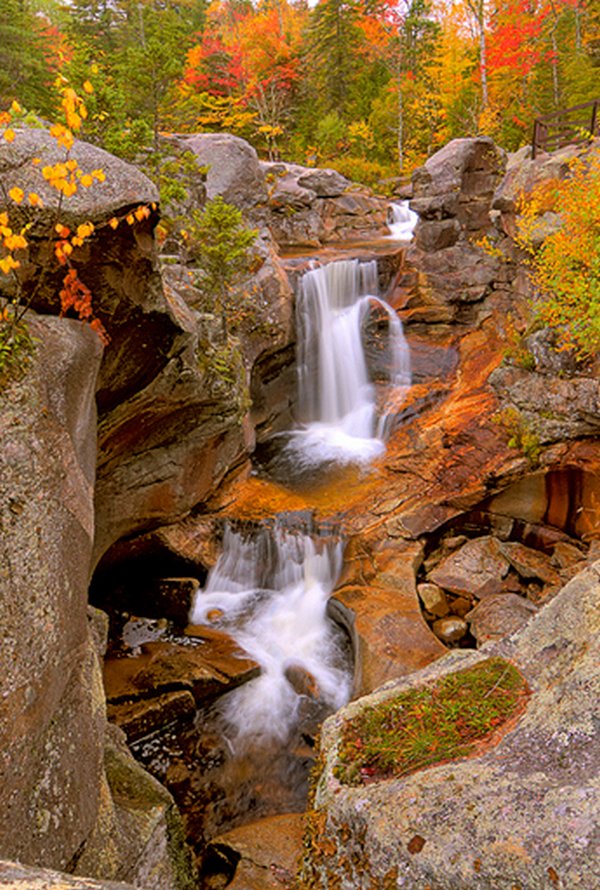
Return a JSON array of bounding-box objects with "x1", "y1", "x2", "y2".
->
[{"x1": 395, "y1": 136, "x2": 509, "y2": 323}]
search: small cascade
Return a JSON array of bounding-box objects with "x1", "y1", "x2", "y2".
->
[
  {"x1": 191, "y1": 522, "x2": 351, "y2": 748},
  {"x1": 281, "y1": 258, "x2": 410, "y2": 468},
  {"x1": 387, "y1": 200, "x2": 418, "y2": 240}
]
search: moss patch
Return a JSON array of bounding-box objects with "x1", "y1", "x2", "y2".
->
[{"x1": 334, "y1": 657, "x2": 529, "y2": 786}]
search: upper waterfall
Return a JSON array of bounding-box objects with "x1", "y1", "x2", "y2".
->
[{"x1": 283, "y1": 257, "x2": 410, "y2": 468}]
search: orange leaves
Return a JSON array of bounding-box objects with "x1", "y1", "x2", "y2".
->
[
  {"x1": 50, "y1": 122, "x2": 74, "y2": 151},
  {"x1": 8, "y1": 187, "x2": 24, "y2": 204},
  {"x1": 0, "y1": 85, "x2": 112, "y2": 348},
  {"x1": 0, "y1": 255, "x2": 20, "y2": 275},
  {"x1": 515, "y1": 151, "x2": 600, "y2": 358},
  {"x1": 59, "y1": 268, "x2": 109, "y2": 344},
  {"x1": 40, "y1": 158, "x2": 105, "y2": 198},
  {"x1": 0, "y1": 209, "x2": 26, "y2": 276}
]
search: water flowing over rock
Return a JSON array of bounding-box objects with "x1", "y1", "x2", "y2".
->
[
  {"x1": 386, "y1": 201, "x2": 418, "y2": 241},
  {"x1": 190, "y1": 522, "x2": 352, "y2": 747},
  {"x1": 279, "y1": 258, "x2": 410, "y2": 470},
  {"x1": 2, "y1": 124, "x2": 599, "y2": 889}
]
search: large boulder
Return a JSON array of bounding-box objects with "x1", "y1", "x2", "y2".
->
[
  {"x1": 261, "y1": 160, "x2": 390, "y2": 248},
  {"x1": 180, "y1": 132, "x2": 268, "y2": 222},
  {"x1": 302, "y1": 561, "x2": 600, "y2": 889},
  {"x1": 0, "y1": 317, "x2": 196, "y2": 886},
  {"x1": 394, "y1": 137, "x2": 508, "y2": 321},
  {"x1": 0, "y1": 316, "x2": 104, "y2": 869},
  {"x1": 0, "y1": 128, "x2": 174, "y2": 414}
]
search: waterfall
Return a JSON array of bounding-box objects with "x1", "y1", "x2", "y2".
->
[
  {"x1": 190, "y1": 523, "x2": 351, "y2": 747},
  {"x1": 387, "y1": 200, "x2": 418, "y2": 240},
  {"x1": 284, "y1": 258, "x2": 411, "y2": 467}
]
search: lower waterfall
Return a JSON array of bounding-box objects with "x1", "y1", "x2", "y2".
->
[{"x1": 190, "y1": 522, "x2": 351, "y2": 748}]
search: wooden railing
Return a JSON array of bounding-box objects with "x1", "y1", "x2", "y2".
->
[{"x1": 532, "y1": 99, "x2": 599, "y2": 158}]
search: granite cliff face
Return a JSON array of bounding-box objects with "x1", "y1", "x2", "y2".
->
[{"x1": 0, "y1": 127, "x2": 598, "y2": 889}]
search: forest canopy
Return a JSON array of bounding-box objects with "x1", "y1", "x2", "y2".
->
[{"x1": 1, "y1": 0, "x2": 598, "y2": 182}]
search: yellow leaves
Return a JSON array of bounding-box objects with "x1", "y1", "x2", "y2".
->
[
  {"x1": 92, "y1": 169, "x2": 105, "y2": 183},
  {"x1": 126, "y1": 213, "x2": 135, "y2": 226},
  {"x1": 55, "y1": 223, "x2": 70, "y2": 238},
  {"x1": 10, "y1": 100, "x2": 21, "y2": 114},
  {"x1": 71, "y1": 221, "x2": 94, "y2": 246},
  {"x1": 0, "y1": 255, "x2": 20, "y2": 275},
  {"x1": 108, "y1": 217, "x2": 119, "y2": 230},
  {"x1": 77, "y1": 222, "x2": 94, "y2": 240},
  {"x1": 0, "y1": 112, "x2": 11, "y2": 126},
  {"x1": 8, "y1": 187, "x2": 24, "y2": 204},
  {"x1": 134, "y1": 205, "x2": 150, "y2": 222},
  {"x1": 3, "y1": 129, "x2": 15, "y2": 144},
  {"x1": 79, "y1": 174, "x2": 94, "y2": 188},
  {"x1": 50, "y1": 122, "x2": 74, "y2": 151},
  {"x1": 54, "y1": 240, "x2": 73, "y2": 264},
  {"x1": 83, "y1": 81, "x2": 94, "y2": 95},
  {"x1": 3, "y1": 233, "x2": 27, "y2": 251}
]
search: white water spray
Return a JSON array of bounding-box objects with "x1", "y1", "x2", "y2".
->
[
  {"x1": 285, "y1": 258, "x2": 411, "y2": 467},
  {"x1": 190, "y1": 524, "x2": 351, "y2": 747},
  {"x1": 387, "y1": 200, "x2": 418, "y2": 240}
]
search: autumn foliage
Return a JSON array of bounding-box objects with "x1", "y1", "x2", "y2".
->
[
  {"x1": 516, "y1": 146, "x2": 600, "y2": 358},
  {"x1": 1, "y1": 0, "x2": 596, "y2": 182},
  {"x1": 0, "y1": 76, "x2": 157, "y2": 373}
]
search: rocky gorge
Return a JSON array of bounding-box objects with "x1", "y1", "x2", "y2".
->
[{"x1": 0, "y1": 127, "x2": 598, "y2": 890}]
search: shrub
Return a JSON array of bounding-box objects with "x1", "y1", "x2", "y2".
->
[
  {"x1": 185, "y1": 196, "x2": 258, "y2": 323},
  {"x1": 515, "y1": 147, "x2": 600, "y2": 359}
]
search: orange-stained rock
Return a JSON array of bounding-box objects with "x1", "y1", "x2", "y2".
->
[
  {"x1": 428, "y1": 537, "x2": 510, "y2": 598},
  {"x1": 204, "y1": 813, "x2": 304, "y2": 890},
  {"x1": 332, "y1": 539, "x2": 445, "y2": 696},
  {"x1": 103, "y1": 634, "x2": 259, "y2": 709}
]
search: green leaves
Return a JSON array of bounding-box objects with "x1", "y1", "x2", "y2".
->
[{"x1": 187, "y1": 195, "x2": 258, "y2": 321}]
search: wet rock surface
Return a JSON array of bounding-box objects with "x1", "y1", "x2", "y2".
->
[
  {"x1": 204, "y1": 813, "x2": 303, "y2": 889},
  {"x1": 2, "y1": 128, "x2": 599, "y2": 890}
]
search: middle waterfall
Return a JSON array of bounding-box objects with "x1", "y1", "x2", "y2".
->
[{"x1": 284, "y1": 258, "x2": 411, "y2": 468}]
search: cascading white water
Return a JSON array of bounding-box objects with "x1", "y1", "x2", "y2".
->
[
  {"x1": 190, "y1": 523, "x2": 351, "y2": 747},
  {"x1": 284, "y1": 258, "x2": 411, "y2": 467},
  {"x1": 387, "y1": 200, "x2": 418, "y2": 240}
]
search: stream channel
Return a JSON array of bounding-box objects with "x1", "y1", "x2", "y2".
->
[{"x1": 107, "y1": 206, "x2": 416, "y2": 885}]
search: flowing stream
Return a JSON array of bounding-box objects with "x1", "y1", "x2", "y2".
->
[
  {"x1": 191, "y1": 522, "x2": 351, "y2": 749},
  {"x1": 183, "y1": 249, "x2": 412, "y2": 865},
  {"x1": 282, "y1": 257, "x2": 411, "y2": 468},
  {"x1": 387, "y1": 200, "x2": 419, "y2": 240}
]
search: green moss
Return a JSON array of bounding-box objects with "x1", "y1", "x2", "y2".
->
[
  {"x1": 493, "y1": 406, "x2": 542, "y2": 466},
  {"x1": 334, "y1": 657, "x2": 528, "y2": 786}
]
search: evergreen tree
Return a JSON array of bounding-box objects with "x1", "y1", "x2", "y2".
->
[{"x1": 0, "y1": 0, "x2": 54, "y2": 113}]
